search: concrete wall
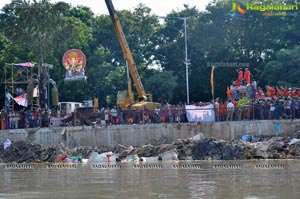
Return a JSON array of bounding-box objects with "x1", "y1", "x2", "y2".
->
[{"x1": 1, "y1": 120, "x2": 300, "y2": 147}]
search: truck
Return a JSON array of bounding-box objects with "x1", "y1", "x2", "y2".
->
[
  {"x1": 105, "y1": 0, "x2": 160, "y2": 110},
  {"x1": 58, "y1": 102, "x2": 82, "y2": 117}
]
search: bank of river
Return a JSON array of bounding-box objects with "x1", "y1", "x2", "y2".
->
[
  {"x1": 1, "y1": 125, "x2": 300, "y2": 199},
  {"x1": 1, "y1": 131, "x2": 300, "y2": 163}
]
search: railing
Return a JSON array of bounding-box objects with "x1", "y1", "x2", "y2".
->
[
  {"x1": 77, "y1": 111, "x2": 95, "y2": 126},
  {"x1": 1, "y1": 104, "x2": 299, "y2": 129}
]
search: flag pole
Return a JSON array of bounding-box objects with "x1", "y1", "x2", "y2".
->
[
  {"x1": 210, "y1": 64, "x2": 215, "y2": 101},
  {"x1": 211, "y1": 64, "x2": 216, "y2": 122}
]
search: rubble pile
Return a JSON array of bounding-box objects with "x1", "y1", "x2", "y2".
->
[
  {"x1": 192, "y1": 138, "x2": 245, "y2": 160},
  {"x1": 135, "y1": 144, "x2": 157, "y2": 157},
  {"x1": 0, "y1": 141, "x2": 115, "y2": 163},
  {"x1": 293, "y1": 131, "x2": 300, "y2": 139},
  {"x1": 69, "y1": 146, "x2": 114, "y2": 158},
  {"x1": 133, "y1": 140, "x2": 194, "y2": 160},
  {"x1": 0, "y1": 141, "x2": 64, "y2": 163},
  {"x1": 232, "y1": 134, "x2": 300, "y2": 159},
  {"x1": 2, "y1": 131, "x2": 300, "y2": 163},
  {"x1": 172, "y1": 139, "x2": 194, "y2": 160},
  {"x1": 289, "y1": 142, "x2": 300, "y2": 156}
]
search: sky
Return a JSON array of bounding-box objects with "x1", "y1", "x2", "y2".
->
[{"x1": 0, "y1": 0, "x2": 213, "y2": 16}]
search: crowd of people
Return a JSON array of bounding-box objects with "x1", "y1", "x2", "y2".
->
[
  {"x1": 98, "y1": 104, "x2": 188, "y2": 125},
  {"x1": 1, "y1": 95, "x2": 299, "y2": 129},
  {"x1": 214, "y1": 96, "x2": 300, "y2": 122},
  {"x1": 100, "y1": 95, "x2": 300, "y2": 125},
  {"x1": 0, "y1": 109, "x2": 49, "y2": 130},
  {"x1": 222, "y1": 67, "x2": 300, "y2": 121}
]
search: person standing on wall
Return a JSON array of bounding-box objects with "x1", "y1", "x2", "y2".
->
[
  {"x1": 93, "y1": 96, "x2": 99, "y2": 112},
  {"x1": 219, "y1": 100, "x2": 227, "y2": 121},
  {"x1": 237, "y1": 68, "x2": 244, "y2": 85},
  {"x1": 226, "y1": 100, "x2": 234, "y2": 121},
  {"x1": 33, "y1": 109, "x2": 39, "y2": 128},
  {"x1": 250, "y1": 79, "x2": 257, "y2": 99},
  {"x1": 104, "y1": 107, "x2": 110, "y2": 125},
  {"x1": 244, "y1": 68, "x2": 251, "y2": 86},
  {"x1": 214, "y1": 98, "x2": 220, "y2": 122},
  {"x1": 110, "y1": 106, "x2": 117, "y2": 125}
]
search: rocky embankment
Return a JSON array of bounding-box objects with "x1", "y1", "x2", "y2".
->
[{"x1": 1, "y1": 131, "x2": 300, "y2": 163}]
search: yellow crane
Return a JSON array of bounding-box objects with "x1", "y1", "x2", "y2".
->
[{"x1": 105, "y1": 0, "x2": 160, "y2": 110}]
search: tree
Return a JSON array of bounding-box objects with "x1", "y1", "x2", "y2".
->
[
  {"x1": 2, "y1": 0, "x2": 300, "y2": 108},
  {"x1": 0, "y1": 0, "x2": 92, "y2": 109},
  {"x1": 144, "y1": 70, "x2": 177, "y2": 103},
  {"x1": 260, "y1": 46, "x2": 300, "y2": 86}
]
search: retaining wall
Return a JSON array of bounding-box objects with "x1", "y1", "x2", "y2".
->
[{"x1": 0, "y1": 120, "x2": 299, "y2": 147}]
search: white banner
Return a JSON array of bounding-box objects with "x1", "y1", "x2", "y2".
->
[
  {"x1": 50, "y1": 117, "x2": 61, "y2": 127},
  {"x1": 185, "y1": 104, "x2": 215, "y2": 122}
]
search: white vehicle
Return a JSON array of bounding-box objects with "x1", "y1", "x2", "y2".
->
[{"x1": 58, "y1": 102, "x2": 82, "y2": 117}]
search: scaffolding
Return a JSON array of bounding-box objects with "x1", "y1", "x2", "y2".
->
[{"x1": 2, "y1": 63, "x2": 38, "y2": 111}]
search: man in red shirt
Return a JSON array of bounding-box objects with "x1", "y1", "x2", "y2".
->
[
  {"x1": 33, "y1": 109, "x2": 39, "y2": 128},
  {"x1": 283, "y1": 87, "x2": 289, "y2": 97},
  {"x1": 266, "y1": 85, "x2": 275, "y2": 98},
  {"x1": 219, "y1": 101, "x2": 227, "y2": 121},
  {"x1": 237, "y1": 68, "x2": 244, "y2": 85},
  {"x1": 244, "y1": 68, "x2": 251, "y2": 86},
  {"x1": 256, "y1": 87, "x2": 265, "y2": 99},
  {"x1": 291, "y1": 88, "x2": 297, "y2": 97}
]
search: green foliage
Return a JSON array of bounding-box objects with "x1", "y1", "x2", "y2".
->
[
  {"x1": 144, "y1": 70, "x2": 177, "y2": 103},
  {"x1": 260, "y1": 46, "x2": 300, "y2": 87},
  {"x1": 237, "y1": 97, "x2": 251, "y2": 108},
  {"x1": 1, "y1": 0, "x2": 300, "y2": 108}
]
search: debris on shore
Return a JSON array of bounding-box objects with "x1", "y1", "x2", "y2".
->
[
  {"x1": 1, "y1": 131, "x2": 300, "y2": 163},
  {"x1": 0, "y1": 141, "x2": 114, "y2": 163}
]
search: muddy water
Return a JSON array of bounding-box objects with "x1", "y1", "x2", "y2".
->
[{"x1": 0, "y1": 160, "x2": 299, "y2": 199}]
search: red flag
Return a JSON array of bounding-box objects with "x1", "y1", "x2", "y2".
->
[{"x1": 13, "y1": 93, "x2": 28, "y2": 107}]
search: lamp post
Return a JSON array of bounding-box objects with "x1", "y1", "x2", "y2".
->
[{"x1": 159, "y1": 16, "x2": 192, "y2": 105}]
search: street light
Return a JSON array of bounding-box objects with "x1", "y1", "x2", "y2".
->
[{"x1": 159, "y1": 16, "x2": 192, "y2": 105}]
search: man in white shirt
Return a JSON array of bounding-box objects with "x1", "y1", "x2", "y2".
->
[
  {"x1": 226, "y1": 100, "x2": 234, "y2": 121},
  {"x1": 214, "y1": 98, "x2": 220, "y2": 122},
  {"x1": 110, "y1": 107, "x2": 117, "y2": 125}
]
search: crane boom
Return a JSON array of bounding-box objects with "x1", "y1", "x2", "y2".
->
[{"x1": 105, "y1": 0, "x2": 147, "y2": 101}]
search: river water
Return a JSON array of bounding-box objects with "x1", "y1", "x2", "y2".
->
[{"x1": 0, "y1": 160, "x2": 299, "y2": 199}]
